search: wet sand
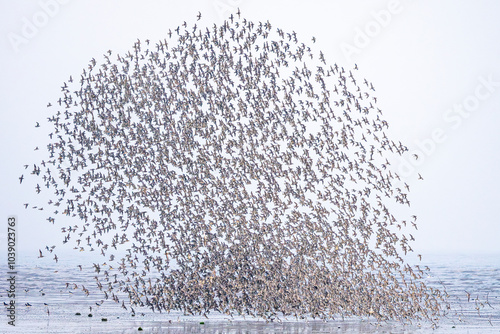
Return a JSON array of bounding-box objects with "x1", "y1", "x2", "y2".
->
[{"x1": 2, "y1": 253, "x2": 499, "y2": 333}]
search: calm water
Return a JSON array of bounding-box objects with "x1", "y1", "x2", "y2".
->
[{"x1": 1, "y1": 253, "x2": 499, "y2": 333}]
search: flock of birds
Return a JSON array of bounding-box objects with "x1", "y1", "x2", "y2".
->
[{"x1": 21, "y1": 10, "x2": 446, "y2": 323}]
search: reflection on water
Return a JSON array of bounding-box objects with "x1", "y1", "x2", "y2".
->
[{"x1": 1, "y1": 253, "x2": 499, "y2": 333}]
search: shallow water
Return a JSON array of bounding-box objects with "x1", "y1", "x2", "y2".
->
[{"x1": 1, "y1": 253, "x2": 499, "y2": 333}]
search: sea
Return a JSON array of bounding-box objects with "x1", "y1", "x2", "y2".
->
[{"x1": 0, "y1": 253, "x2": 499, "y2": 333}]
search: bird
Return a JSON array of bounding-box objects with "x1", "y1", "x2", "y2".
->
[{"x1": 19, "y1": 175, "x2": 24, "y2": 184}]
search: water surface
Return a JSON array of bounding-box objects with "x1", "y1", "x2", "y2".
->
[{"x1": 1, "y1": 253, "x2": 499, "y2": 333}]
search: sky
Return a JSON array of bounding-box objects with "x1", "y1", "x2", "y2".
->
[{"x1": 1, "y1": 0, "x2": 500, "y2": 259}]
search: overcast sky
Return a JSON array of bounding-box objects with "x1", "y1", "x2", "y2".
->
[{"x1": 1, "y1": 0, "x2": 500, "y2": 259}]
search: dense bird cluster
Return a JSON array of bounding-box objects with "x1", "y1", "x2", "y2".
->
[{"x1": 22, "y1": 11, "x2": 446, "y2": 323}]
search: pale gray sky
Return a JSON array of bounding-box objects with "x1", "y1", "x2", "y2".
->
[{"x1": 1, "y1": 0, "x2": 500, "y2": 258}]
